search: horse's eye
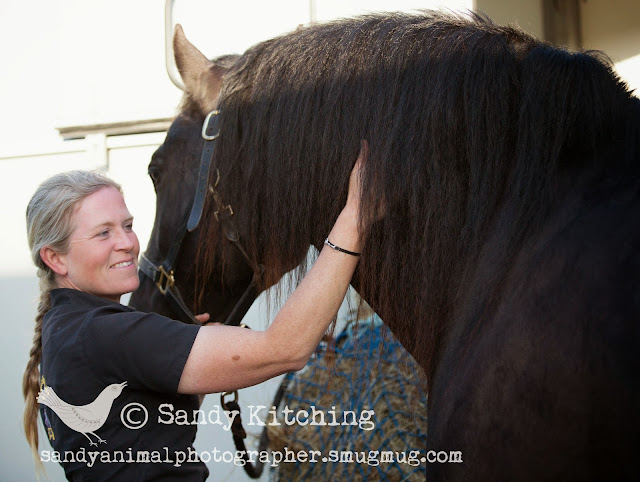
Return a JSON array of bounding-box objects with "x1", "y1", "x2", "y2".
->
[{"x1": 148, "y1": 164, "x2": 162, "y2": 185}]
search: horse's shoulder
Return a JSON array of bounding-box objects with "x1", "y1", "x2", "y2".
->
[
  {"x1": 427, "y1": 178, "x2": 640, "y2": 481},
  {"x1": 497, "y1": 176, "x2": 640, "y2": 372},
  {"x1": 523, "y1": 176, "x2": 640, "y2": 327}
]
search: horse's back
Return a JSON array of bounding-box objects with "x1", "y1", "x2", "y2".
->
[{"x1": 428, "y1": 175, "x2": 640, "y2": 481}]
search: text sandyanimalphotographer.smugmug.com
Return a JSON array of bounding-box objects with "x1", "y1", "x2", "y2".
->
[{"x1": 40, "y1": 446, "x2": 463, "y2": 467}]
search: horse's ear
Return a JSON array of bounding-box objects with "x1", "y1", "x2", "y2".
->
[{"x1": 173, "y1": 24, "x2": 224, "y2": 112}]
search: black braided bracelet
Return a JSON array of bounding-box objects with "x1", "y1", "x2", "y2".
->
[{"x1": 324, "y1": 237, "x2": 361, "y2": 256}]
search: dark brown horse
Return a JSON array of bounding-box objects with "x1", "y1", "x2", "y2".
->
[{"x1": 130, "y1": 11, "x2": 640, "y2": 481}]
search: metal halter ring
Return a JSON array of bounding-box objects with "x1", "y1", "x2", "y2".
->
[{"x1": 221, "y1": 390, "x2": 239, "y2": 410}]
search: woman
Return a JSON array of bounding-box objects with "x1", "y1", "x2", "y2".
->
[{"x1": 23, "y1": 146, "x2": 366, "y2": 480}]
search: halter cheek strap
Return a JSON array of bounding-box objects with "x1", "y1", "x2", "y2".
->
[{"x1": 187, "y1": 110, "x2": 220, "y2": 232}]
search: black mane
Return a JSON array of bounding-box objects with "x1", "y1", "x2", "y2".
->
[{"x1": 197, "y1": 11, "x2": 640, "y2": 376}]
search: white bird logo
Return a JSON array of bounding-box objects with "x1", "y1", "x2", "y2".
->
[{"x1": 37, "y1": 382, "x2": 127, "y2": 446}]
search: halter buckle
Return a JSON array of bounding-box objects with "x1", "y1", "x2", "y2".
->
[
  {"x1": 202, "y1": 110, "x2": 221, "y2": 141},
  {"x1": 214, "y1": 204, "x2": 234, "y2": 222},
  {"x1": 156, "y1": 266, "x2": 175, "y2": 295}
]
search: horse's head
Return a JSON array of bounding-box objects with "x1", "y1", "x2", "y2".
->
[{"x1": 129, "y1": 27, "x2": 256, "y2": 324}]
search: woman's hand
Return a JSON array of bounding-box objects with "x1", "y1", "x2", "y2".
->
[
  {"x1": 344, "y1": 140, "x2": 368, "y2": 215},
  {"x1": 194, "y1": 313, "x2": 210, "y2": 324},
  {"x1": 346, "y1": 140, "x2": 385, "y2": 225},
  {"x1": 195, "y1": 313, "x2": 223, "y2": 326},
  {"x1": 328, "y1": 140, "x2": 369, "y2": 254}
]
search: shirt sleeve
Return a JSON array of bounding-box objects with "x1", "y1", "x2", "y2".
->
[{"x1": 81, "y1": 308, "x2": 201, "y2": 393}]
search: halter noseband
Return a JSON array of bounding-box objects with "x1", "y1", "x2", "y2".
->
[{"x1": 138, "y1": 110, "x2": 263, "y2": 326}]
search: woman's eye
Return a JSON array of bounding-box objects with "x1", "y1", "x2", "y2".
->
[{"x1": 98, "y1": 230, "x2": 109, "y2": 237}]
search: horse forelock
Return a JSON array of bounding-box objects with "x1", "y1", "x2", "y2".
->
[{"x1": 194, "y1": 10, "x2": 640, "y2": 375}]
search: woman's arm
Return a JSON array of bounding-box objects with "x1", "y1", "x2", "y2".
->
[{"x1": 177, "y1": 144, "x2": 366, "y2": 394}]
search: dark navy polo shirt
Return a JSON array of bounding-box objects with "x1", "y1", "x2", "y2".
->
[{"x1": 39, "y1": 288, "x2": 207, "y2": 481}]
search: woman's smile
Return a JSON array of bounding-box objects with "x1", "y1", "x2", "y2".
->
[{"x1": 111, "y1": 259, "x2": 136, "y2": 269}]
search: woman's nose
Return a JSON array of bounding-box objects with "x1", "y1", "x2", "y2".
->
[{"x1": 114, "y1": 228, "x2": 135, "y2": 250}]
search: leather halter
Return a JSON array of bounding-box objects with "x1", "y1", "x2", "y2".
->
[{"x1": 138, "y1": 110, "x2": 263, "y2": 326}]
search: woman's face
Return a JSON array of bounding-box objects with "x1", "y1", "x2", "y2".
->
[{"x1": 56, "y1": 186, "x2": 140, "y2": 302}]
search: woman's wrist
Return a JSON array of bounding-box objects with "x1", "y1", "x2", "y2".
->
[{"x1": 326, "y1": 206, "x2": 362, "y2": 254}]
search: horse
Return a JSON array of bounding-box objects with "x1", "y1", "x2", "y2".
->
[{"x1": 130, "y1": 10, "x2": 640, "y2": 481}]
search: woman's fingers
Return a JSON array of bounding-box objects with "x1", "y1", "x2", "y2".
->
[
  {"x1": 346, "y1": 140, "x2": 368, "y2": 211},
  {"x1": 194, "y1": 313, "x2": 210, "y2": 324}
]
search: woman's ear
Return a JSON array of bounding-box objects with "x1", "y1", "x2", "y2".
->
[{"x1": 40, "y1": 246, "x2": 68, "y2": 276}]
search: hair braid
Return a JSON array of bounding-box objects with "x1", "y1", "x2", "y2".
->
[{"x1": 22, "y1": 287, "x2": 50, "y2": 473}]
